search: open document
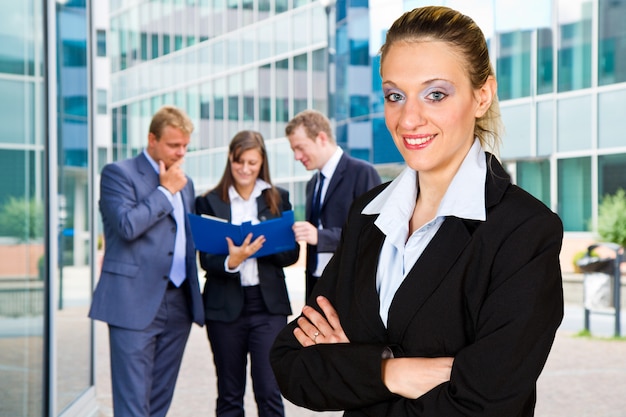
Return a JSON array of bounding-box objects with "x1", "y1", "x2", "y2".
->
[{"x1": 187, "y1": 210, "x2": 296, "y2": 258}]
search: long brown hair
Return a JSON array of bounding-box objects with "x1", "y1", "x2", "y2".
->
[
  {"x1": 210, "y1": 130, "x2": 281, "y2": 215},
  {"x1": 379, "y1": 6, "x2": 502, "y2": 154}
]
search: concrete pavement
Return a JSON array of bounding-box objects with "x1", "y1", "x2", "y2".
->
[{"x1": 95, "y1": 267, "x2": 626, "y2": 416}]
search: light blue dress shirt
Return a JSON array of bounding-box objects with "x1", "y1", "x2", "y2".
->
[
  {"x1": 362, "y1": 139, "x2": 488, "y2": 326},
  {"x1": 143, "y1": 150, "x2": 187, "y2": 286}
]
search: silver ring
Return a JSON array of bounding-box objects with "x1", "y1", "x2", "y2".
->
[{"x1": 313, "y1": 331, "x2": 319, "y2": 342}]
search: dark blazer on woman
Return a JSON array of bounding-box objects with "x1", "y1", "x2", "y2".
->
[
  {"x1": 196, "y1": 187, "x2": 300, "y2": 322},
  {"x1": 270, "y1": 154, "x2": 564, "y2": 417}
]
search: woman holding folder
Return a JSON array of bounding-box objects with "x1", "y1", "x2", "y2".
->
[{"x1": 195, "y1": 130, "x2": 299, "y2": 417}]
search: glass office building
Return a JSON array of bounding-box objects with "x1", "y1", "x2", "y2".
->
[
  {"x1": 108, "y1": 0, "x2": 626, "y2": 235},
  {"x1": 0, "y1": 0, "x2": 99, "y2": 416}
]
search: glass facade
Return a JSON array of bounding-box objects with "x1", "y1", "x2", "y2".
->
[
  {"x1": 107, "y1": 0, "x2": 626, "y2": 236},
  {"x1": 0, "y1": 0, "x2": 96, "y2": 416}
]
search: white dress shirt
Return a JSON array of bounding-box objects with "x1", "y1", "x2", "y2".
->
[
  {"x1": 362, "y1": 139, "x2": 487, "y2": 326},
  {"x1": 314, "y1": 146, "x2": 344, "y2": 277},
  {"x1": 225, "y1": 179, "x2": 271, "y2": 287}
]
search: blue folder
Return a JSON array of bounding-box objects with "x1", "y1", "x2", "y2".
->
[{"x1": 187, "y1": 210, "x2": 296, "y2": 258}]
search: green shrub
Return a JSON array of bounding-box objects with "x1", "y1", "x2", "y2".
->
[
  {"x1": 0, "y1": 197, "x2": 44, "y2": 241},
  {"x1": 597, "y1": 188, "x2": 626, "y2": 248}
]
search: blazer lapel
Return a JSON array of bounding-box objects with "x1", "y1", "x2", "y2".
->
[
  {"x1": 352, "y1": 218, "x2": 388, "y2": 339},
  {"x1": 386, "y1": 217, "x2": 473, "y2": 341},
  {"x1": 321, "y1": 153, "x2": 348, "y2": 210}
]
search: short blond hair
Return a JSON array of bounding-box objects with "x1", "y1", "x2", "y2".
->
[
  {"x1": 149, "y1": 105, "x2": 194, "y2": 138},
  {"x1": 285, "y1": 109, "x2": 335, "y2": 144}
]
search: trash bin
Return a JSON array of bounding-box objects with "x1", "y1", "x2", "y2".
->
[
  {"x1": 576, "y1": 255, "x2": 614, "y2": 310},
  {"x1": 575, "y1": 243, "x2": 623, "y2": 337}
]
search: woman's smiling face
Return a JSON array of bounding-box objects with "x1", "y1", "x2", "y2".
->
[{"x1": 382, "y1": 40, "x2": 493, "y2": 177}]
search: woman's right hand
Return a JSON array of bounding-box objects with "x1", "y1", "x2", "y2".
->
[
  {"x1": 226, "y1": 232, "x2": 265, "y2": 269},
  {"x1": 382, "y1": 356, "x2": 454, "y2": 399}
]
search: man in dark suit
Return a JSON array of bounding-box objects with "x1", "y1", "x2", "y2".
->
[
  {"x1": 285, "y1": 109, "x2": 381, "y2": 301},
  {"x1": 89, "y1": 105, "x2": 204, "y2": 417}
]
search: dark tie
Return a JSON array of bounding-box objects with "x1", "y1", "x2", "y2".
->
[{"x1": 310, "y1": 172, "x2": 325, "y2": 227}]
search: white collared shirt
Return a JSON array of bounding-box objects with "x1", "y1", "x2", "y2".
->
[
  {"x1": 362, "y1": 139, "x2": 487, "y2": 326},
  {"x1": 225, "y1": 179, "x2": 271, "y2": 286}
]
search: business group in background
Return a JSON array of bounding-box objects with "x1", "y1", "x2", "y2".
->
[
  {"x1": 285, "y1": 109, "x2": 382, "y2": 301},
  {"x1": 195, "y1": 130, "x2": 300, "y2": 417},
  {"x1": 89, "y1": 105, "x2": 204, "y2": 417}
]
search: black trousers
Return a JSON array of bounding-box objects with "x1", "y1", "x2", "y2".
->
[{"x1": 206, "y1": 285, "x2": 287, "y2": 417}]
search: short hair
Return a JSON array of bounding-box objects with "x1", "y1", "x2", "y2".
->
[
  {"x1": 285, "y1": 109, "x2": 335, "y2": 144},
  {"x1": 379, "y1": 6, "x2": 502, "y2": 153},
  {"x1": 149, "y1": 105, "x2": 194, "y2": 138}
]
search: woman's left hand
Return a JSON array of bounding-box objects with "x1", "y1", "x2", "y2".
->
[{"x1": 294, "y1": 296, "x2": 350, "y2": 346}]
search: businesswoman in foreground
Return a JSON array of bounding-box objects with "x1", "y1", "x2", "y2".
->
[
  {"x1": 196, "y1": 130, "x2": 299, "y2": 417},
  {"x1": 270, "y1": 6, "x2": 564, "y2": 417}
]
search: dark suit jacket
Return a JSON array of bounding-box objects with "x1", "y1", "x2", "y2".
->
[
  {"x1": 305, "y1": 152, "x2": 381, "y2": 278},
  {"x1": 271, "y1": 154, "x2": 564, "y2": 416},
  {"x1": 196, "y1": 187, "x2": 300, "y2": 322},
  {"x1": 89, "y1": 153, "x2": 204, "y2": 329}
]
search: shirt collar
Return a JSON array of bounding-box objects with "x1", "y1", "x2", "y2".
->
[
  {"x1": 363, "y1": 138, "x2": 486, "y2": 234},
  {"x1": 320, "y1": 147, "x2": 343, "y2": 180},
  {"x1": 228, "y1": 179, "x2": 271, "y2": 202},
  {"x1": 143, "y1": 149, "x2": 160, "y2": 174}
]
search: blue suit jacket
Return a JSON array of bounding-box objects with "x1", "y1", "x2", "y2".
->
[{"x1": 89, "y1": 153, "x2": 204, "y2": 329}]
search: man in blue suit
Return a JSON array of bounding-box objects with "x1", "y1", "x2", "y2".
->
[
  {"x1": 285, "y1": 110, "x2": 382, "y2": 301},
  {"x1": 89, "y1": 105, "x2": 204, "y2": 417}
]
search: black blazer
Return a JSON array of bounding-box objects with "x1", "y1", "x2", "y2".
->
[
  {"x1": 271, "y1": 154, "x2": 564, "y2": 416},
  {"x1": 305, "y1": 153, "x2": 381, "y2": 276},
  {"x1": 195, "y1": 187, "x2": 300, "y2": 322}
]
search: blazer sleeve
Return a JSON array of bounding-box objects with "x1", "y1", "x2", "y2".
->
[
  {"x1": 194, "y1": 195, "x2": 232, "y2": 277},
  {"x1": 100, "y1": 162, "x2": 173, "y2": 242}
]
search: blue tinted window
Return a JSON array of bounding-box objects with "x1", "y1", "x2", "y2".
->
[
  {"x1": 558, "y1": 157, "x2": 592, "y2": 232},
  {"x1": 496, "y1": 30, "x2": 531, "y2": 100},
  {"x1": 350, "y1": 39, "x2": 369, "y2": 66},
  {"x1": 558, "y1": 20, "x2": 591, "y2": 91},
  {"x1": 599, "y1": 0, "x2": 626, "y2": 85},
  {"x1": 537, "y1": 28, "x2": 554, "y2": 94},
  {"x1": 517, "y1": 160, "x2": 551, "y2": 208}
]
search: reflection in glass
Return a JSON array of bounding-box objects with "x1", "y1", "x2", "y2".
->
[
  {"x1": 557, "y1": 0, "x2": 592, "y2": 91},
  {"x1": 598, "y1": 153, "x2": 626, "y2": 199},
  {"x1": 537, "y1": 28, "x2": 554, "y2": 94},
  {"x1": 598, "y1": 90, "x2": 626, "y2": 149},
  {"x1": 598, "y1": 0, "x2": 626, "y2": 85},
  {"x1": 56, "y1": 2, "x2": 93, "y2": 413},
  {"x1": 558, "y1": 157, "x2": 592, "y2": 232},
  {"x1": 518, "y1": 160, "x2": 551, "y2": 208}
]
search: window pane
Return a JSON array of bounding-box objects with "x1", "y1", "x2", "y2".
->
[
  {"x1": 97, "y1": 29, "x2": 107, "y2": 56},
  {"x1": 598, "y1": 89, "x2": 626, "y2": 149},
  {"x1": 496, "y1": 30, "x2": 532, "y2": 100},
  {"x1": 537, "y1": 100, "x2": 553, "y2": 156},
  {"x1": 557, "y1": 95, "x2": 592, "y2": 152},
  {"x1": 557, "y1": 0, "x2": 592, "y2": 92},
  {"x1": 518, "y1": 160, "x2": 551, "y2": 208},
  {"x1": 598, "y1": 153, "x2": 626, "y2": 199},
  {"x1": 558, "y1": 157, "x2": 592, "y2": 231},
  {"x1": 599, "y1": 0, "x2": 626, "y2": 85},
  {"x1": 537, "y1": 28, "x2": 554, "y2": 94}
]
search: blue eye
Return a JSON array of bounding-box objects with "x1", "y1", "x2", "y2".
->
[
  {"x1": 427, "y1": 90, "x2": 447, "y2": 102},
  {"x1": 384, "y1": 92, "x2": 405, "y2": 103}
]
